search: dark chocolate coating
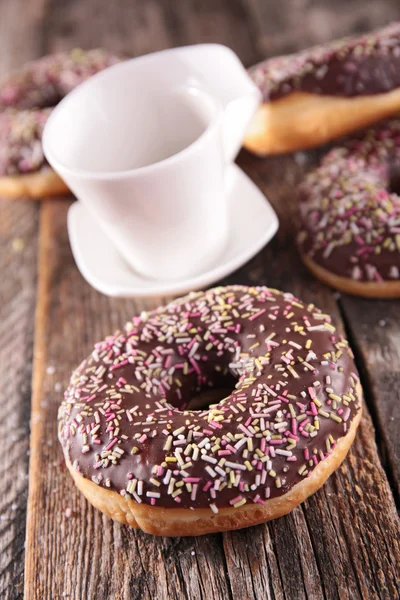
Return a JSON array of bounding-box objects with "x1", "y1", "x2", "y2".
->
[
  {"x1": 249, "y1": 22, "x2": 400, "y2": 101},
  {"x1": 298, "y1": 120, "x2": 400, "y2": 283},
  {"x1": 59, "y1": 286, "x2": 361, "y2": 512}
]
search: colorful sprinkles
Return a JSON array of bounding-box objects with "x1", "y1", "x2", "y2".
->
[
  {"x1": 58, "y1": 286, "x2": 362, "y2": 512},
  {"x1": 0, "y1": 49, "x2": 121, "y2": 176},
  {"x1": 248, "y1": 22, "x2": 400, "y2": 101},
  {"x1": 297, "y1": 119, "x2": 400, "y2": 283}
]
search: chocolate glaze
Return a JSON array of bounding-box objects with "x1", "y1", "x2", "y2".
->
[
  {"x1": 298, "y1": 120, "x2": 400, "y2": 283},
  {"x1": 0, "y1": 109, "x2": 49, "y2": 176},
  {"x1": 59, "y1": 286, "x2": 361, "y2": 512},
  {"x1": 249, "y1": 22, "x2": 400, "y2": 102}
]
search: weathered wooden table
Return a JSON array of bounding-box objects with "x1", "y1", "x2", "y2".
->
[{"x1": 1, "y1": 1, "x2": 399, "y2": 599}]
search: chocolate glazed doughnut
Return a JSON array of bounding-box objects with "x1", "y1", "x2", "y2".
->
[
  {"x1": 297, "y1": 119, "x2": 400, "y2": 298},
  {"x1": 59, "y1": 286, "x2": 362, "y2": 536},
  {"x1": 0, "y1": 49, "x2": 121, "y2": 198},
  {"x1": 244, "y1": 22, "x2": 400, "y2": 155}
]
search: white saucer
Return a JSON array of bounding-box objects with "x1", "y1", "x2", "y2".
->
[{"x1": 67, "y1": 164, "x2": 278, "y2": 298}]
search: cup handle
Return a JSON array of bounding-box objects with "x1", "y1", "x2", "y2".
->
[{"x1": 177, "y1": 44, "x2": 262, "y2": 162}]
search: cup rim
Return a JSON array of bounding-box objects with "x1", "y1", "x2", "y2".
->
[{"x1": 43, "y1": 45, "x2": 229, "y2": 181}]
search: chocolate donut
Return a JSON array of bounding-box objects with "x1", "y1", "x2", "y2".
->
[
  {"x1": 297, "y1": 119, "x2": 400, "y2": 298},
  {"x1": 58, "y1": 286, "x2": 362, "y2": 536},
  {"x1": 244, "y1": 23, "x2": 400, "y2": 155},
  {"x1": 0, "y1": 48, "x2": 121, "y2": 198}
]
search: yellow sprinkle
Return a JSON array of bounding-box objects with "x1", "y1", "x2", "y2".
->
[
  {"x1": 12, "y1": 238, "x2": 25, "y2": 252},
  {"x1": 233, "y1": 498, "x2": 247, "y2": 508},
  {"x1": 328, "y1": 394, "x2": 341, "y2": 403},
  {"x1": 150, "y1": 478, "x2": 160, "y2": 487},
  {"x1": 173, "y1": 426, "x2": 185, "y2": 436},
  {"x1": 288, "y1": 366, "x2": 299, "y2": 378},
  {"x1": 165, "y1": 457, "x2": 177, "y2": 463},
  {"x1": 244, "y1": 461, "x2": 253, "y2": 471},
  {"x1": 318, "y1": 409, "x2": 330, "y2": 418}
]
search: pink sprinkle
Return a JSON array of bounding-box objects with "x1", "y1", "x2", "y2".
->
[
  {"x1": 308, "y1": 386, "x2": 316, "y2": 399},
  {"x1": 110, "y1": 359, "x2": 128, "y2": 371},
  {"x1": 249, "y1": 308, "x2": 266, "y2": 321},
  {"x1": 105, "y1": 437, "x2": 118, "y2": 451},
  {"x1": 189, "y1": 357, "x2": 201, "y2": 375},
  {"x1": 230, "y1": 495, "x2": 243, "y2": 505}
]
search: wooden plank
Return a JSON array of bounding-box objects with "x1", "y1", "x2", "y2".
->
[
  {"x1": 23, "y1": 1, "x2": 400, "y2": 598},
  {"x1": 0, "y1": 1, "x2": 45, "y2": 598},
  {"x1": 339, "y1": 297, "x2": 400, "y2": 501}
]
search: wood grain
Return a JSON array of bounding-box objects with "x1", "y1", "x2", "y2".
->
[
  {"x1": 0, "y1": 1, "x2": 44, "y2": 598},
  {"x1": 0, "y1": 0, "x2": 397, "y2": 597}
]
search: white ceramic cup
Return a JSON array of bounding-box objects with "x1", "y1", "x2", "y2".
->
[{"x1": 43, "y1": 44, "x2": 261, "y2": 281}]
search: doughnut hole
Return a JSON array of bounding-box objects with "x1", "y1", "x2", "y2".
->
[{"x1": 185, "y1": 372, "x2": 238, "y2": 411}]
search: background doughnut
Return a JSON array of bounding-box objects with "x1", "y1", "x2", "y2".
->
[
  {"x1": 297, "y1": 119, "x2": 400, "y2": 297},
  {"x1": 244, "y1": 23, "x2": 400, "y2": 155},
  {"x1": 0, "y1": 48, "x2": 122, "y2": 198}
]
